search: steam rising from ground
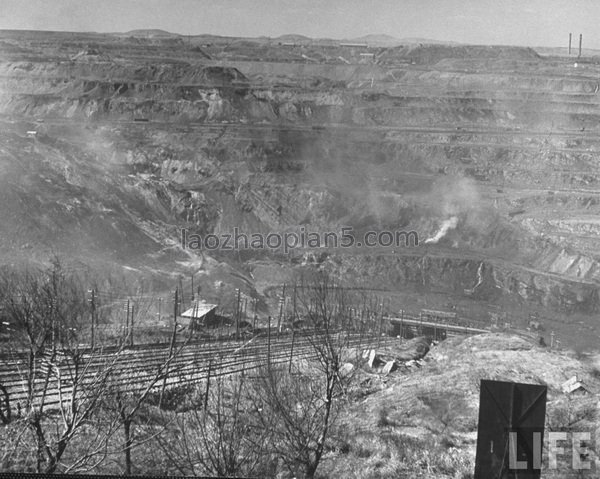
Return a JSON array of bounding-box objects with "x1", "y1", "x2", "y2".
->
[
  {"x1": 420, "y1": 175, "x2": 482, "y2": 244},
  {"x1": 430, "y1": 175, "x2": 481, "y2": 217},
  {"x1": 288, "y1": 134, "x2": 487, "y2": 242},
  {"x1": 424, "y1": 216, "x2": 458, "y2": 244}
]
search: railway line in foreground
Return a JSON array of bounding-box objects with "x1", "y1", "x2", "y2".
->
[
  {"x1": 0, "y1": 310, "x2": 492, "y2": 417},
  {"x1": 0, "y1": 330, "x2": 396, "y2": 413}
]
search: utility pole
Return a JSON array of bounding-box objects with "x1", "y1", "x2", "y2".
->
[
  {"x1": 292, "y1": 282, "x2": 297, "y2": 328},
  {"x1": 277, "y1": 299, "x2": 284, "y2": 338},
  {"x1": 569, "y1": 33, "x2": 572, "y2": 55},
  {"x1": 88, "y1": 289, "x2": 96, "y2": 349},
  {"x1": 289, "y1": 328, "x2": 295, "y2": 372},
  {"x1": 378, "y1": 303, "x2": 384, "y2": 347},
  {"x1": 204, "y1": 360, "x2": 212, "y2": 410},
  {"x1": 179, "y1": 277, "x2": 185, "y2": 310},
  {"x1": 193, "y1": 299, "x2": 199, "y2": 331},
  {"x1": 278, "y1": 284, "x2": 286, "y2": 337},
  {"x1": 267, "y1": 315, "x2": 272, "y2": 369},
  {"x1": 579, "y1": 33, "x2": 583, "y2": 58},
  {"x1": 289, "y1": 282, "x2": 297, "y2": 372},
  {"x1": 159, "y1": 288, "x2": 179, "y2": 407},
  {"x1": 51, "y1": 298, "x2": 56, "y2": 351},
  {"x1": 174, "y1": 288, "x2": 179, "y2": 327},
  {"x1": 130, "y1": 305, "x2": 134, "y2": 347},
  {"x1": 235, "y1": 288, "x2": 241, "y2": 340},
  {"x1": 400, "y1": 309, "x2": 404, "y2": 343},
  {"x1": 359, "y1": 306, "x2": 364, "y2": 346},
  {"x1": 125, "y1": 299, "x2": 130, "y2": 345}
]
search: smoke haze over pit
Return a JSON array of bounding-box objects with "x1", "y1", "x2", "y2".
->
[{"x1": 427, "y1": 175, "x2": 482, "y2": 218}]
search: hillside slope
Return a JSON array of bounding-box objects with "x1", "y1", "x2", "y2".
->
[{"x1": 324, "y1": 333, "x2": 600, "y2": 478}]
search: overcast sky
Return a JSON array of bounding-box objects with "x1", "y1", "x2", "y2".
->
[{"x1": 1, "y1": 0, "x2": 599, "y2": 49}]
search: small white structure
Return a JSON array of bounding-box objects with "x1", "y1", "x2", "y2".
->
[
  {"x1": 181, "y1": 300, "x2": 218, "y2": 319},
  {"x1": 180, "y1": 300, "x2": 218, "y2": 329},
  {"x1": 562, "y1": 375, "x2": 588, "y2": 395}
]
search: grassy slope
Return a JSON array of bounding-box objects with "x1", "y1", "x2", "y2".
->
[{"x1": 320, "y1": 333, "x2": 600, "y2": 479}]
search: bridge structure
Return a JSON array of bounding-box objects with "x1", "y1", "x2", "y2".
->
[{"x1": 386, "y1": 311, "x2": 489, "y2": 341}]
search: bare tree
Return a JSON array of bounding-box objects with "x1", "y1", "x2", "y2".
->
[
  {"x1": 0, "y1": 260, "x2": 122, "y2": 473},
  {"x1": 247, "y1": 272, "x2": 351, "y2": 479},
  {"x1": 99, "y1": 385, "x2": 163, "y2": 475},
  {"x1": 97, "y1": 302, "x2": 194, "y2": 476},
  {"x1": 99, "y1": 361, "x2": 183, "y2": 474},
  {"x1": 156, "y1": 372, "x2": 273, "y2": 478},
  {"x1": 62, "y1": 273, "x2": 179, "y2": 473}
]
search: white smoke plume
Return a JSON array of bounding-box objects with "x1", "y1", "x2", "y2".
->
[{"x1": 424, "y1": 216, "x2": 458, "y2": 244}]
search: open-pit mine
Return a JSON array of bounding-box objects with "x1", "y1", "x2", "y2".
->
[
  {"x1": 4, "y1": 25, "x2": 600, "y2": 478},
  {"x1": 2, "y1": 29, "x2": 600, "y2": 349}
]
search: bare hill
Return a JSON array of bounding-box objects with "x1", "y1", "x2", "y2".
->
[{"x1": 124, "y1": 29, "x2": 180, "y2": 38}]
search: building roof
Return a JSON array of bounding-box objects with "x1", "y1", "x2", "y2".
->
[{"x1": 180, "y1": 301, "x2": 218, "y2": 319}]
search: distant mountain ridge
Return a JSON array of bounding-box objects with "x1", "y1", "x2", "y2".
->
[
  {"x1": 124, "y1": 29, "x2": 180, "y2": 38},
  {"x1": 119, "y1": 30, "x2": 460, "y2": 46}
]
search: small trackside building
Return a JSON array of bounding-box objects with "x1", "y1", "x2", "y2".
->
[{"x1": 180, "y1": 300, "x2": 218, "y2": 331}]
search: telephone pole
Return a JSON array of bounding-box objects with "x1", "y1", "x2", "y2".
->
[
  {"x1": 159, "y1": 288, "x2": 179, "y2": 407},
  {"x1": 125, "y1": 299, "x2": 130, "y2": 345},
  {"x1": 267, "y1": 315, "x2": 272, "y2": 369},
  {"x1": 130, "y1": 305, "x2": 134, "y2": 347},
  {"x1": 277, "y1": 283, "x2": 286, "y2": 337},
  {"x1": 235, "y1": 288, "x2": 241, "y2": 340},
  {"x1": 88, "y1": 289, "x2": 96, "y2": 349}
]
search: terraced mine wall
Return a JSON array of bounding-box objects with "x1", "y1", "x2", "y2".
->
[{"x1": 2, "y1": 32, "x2": 600, "y2": 349}]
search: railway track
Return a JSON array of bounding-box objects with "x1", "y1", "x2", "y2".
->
[{"x1": 0, "y1": 330, "x2": 392, "y2": 411}]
